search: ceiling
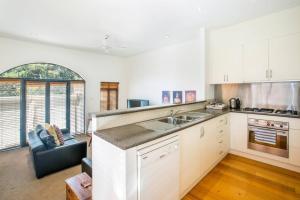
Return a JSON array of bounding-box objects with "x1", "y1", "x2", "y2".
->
[{"x1": 0, "y1": 0, "x2": 300, "y2": 56}]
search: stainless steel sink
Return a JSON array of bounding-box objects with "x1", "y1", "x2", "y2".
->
[
  {"x1": 158, "y1": 117, "x2": 190, "y2": 125},
  {"x1": 158, "y1": 111, "x2": 213, "y2": 126},
  {"x1": 175, "y1": 115, "x2": 200, "y2": 121}
]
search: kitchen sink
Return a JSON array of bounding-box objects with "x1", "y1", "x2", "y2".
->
[
  {"x1": 175, "y1": 115, "x2": 200, "y2": 121},
  {"x1": 158, "y1": 111, "x2": 213, "y2": 126},
  {"x1": 158, "y1": 117, "x2": 190, "y2": 125}
]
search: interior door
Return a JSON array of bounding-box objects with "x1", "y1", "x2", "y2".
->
[{"x1": 0, "y1": 79, "x2": 21, "y2": 150}]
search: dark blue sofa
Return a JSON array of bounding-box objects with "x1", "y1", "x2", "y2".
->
[{"x1": 28, "y1": 126, "x2": 87, "y2": 178}]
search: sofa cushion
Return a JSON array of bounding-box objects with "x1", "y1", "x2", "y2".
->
[
  {"x1": 45, "y1": 124, "x2": 60, "y2": 145},
  {"x1": 53, "y1": 125, "x2": 64, "y2": 145},
  {"x1": 35, "y1": 124, "x2": 44, "y2": 134},
  {"x1": 39, "y1": 129, "x2": 57, "y2": 149}
]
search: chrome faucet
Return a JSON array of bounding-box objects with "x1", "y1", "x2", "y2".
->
[{"x1": 169, "y1": 109, "x2": 182, "y2": 118}]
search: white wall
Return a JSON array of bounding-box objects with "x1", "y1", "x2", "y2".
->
[
  {"x1": 0, "y1": 37, "x2": 129, "y2": 113},
  {"x1": 125, "y1": 28, "x2": 206, "y2": 105}
]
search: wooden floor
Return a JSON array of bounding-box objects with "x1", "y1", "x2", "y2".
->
[{"x1": 183, "y1": 154, "x2": 300, "y2": 200}]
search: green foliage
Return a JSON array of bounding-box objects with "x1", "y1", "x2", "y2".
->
[{"x1": 0, "y1": 63, "x2": 82, "y2": 80}]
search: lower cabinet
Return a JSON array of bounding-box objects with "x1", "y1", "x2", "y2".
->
[
  {"x1": 230, "y1": 113, "x2": 248, "y2": 152},
  {"x1": 289, "y1": 129, "x2": 300, "y2": 166},
  {"x1": 180, "y1": 124, "x2": 206, "y2": 195},
  {"x1": 180, "y1": 114, "x2": 229, "y2": 196}
]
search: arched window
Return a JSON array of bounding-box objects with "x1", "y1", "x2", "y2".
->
[
  {"x1": 0, "y1": 63, "x2": 85, "y2": 150},
  {"x1": 0, "y1": 63, "x2": 83, "y2": 80}
]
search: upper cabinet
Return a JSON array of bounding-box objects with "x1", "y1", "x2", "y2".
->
[
  {"x1": 243, "y1": 40, "x2": 269, "y2": 82},
  {"x1": 209, "y1": 34, "x2": 243, "y2": 84},
  {"x1": 208, "y1": 6, "x2": 300, "y2": 84},
  {"x1": 209, "y1": 33, "x2": 300, "y2": 84},
  {"x1": 269, "y1": 33, "x2": 300, "y2": 81}
]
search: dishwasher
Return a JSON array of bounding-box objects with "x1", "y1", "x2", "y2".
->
[{"x1": 137, "y1": 136, "x2": 180, "y2": 200}]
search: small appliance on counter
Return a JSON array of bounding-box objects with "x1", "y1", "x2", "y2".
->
[
  {"x1": 229, "y1": 98, "x2": 241, "y2": 109},
  {"x1": 206, "y1": 102, "x2": 227, "y2": 110}
]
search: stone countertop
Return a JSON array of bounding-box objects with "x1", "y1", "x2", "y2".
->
[
  {"x1": 94, "y1": 108, "x2": 300, "y2": 150},
  {"x1": 230, "y1": 109, "x2": 300, "y2": 118},
  {"x1": 94, "y1": 108, "x2": 229, "y2": 150}
]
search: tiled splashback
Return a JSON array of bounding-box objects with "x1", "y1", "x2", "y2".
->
[{"x1": 214, "y1": 82, "x2": 300, "y2": 110}]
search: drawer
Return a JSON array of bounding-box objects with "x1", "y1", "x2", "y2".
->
[
  {"x1": 216, "y1": 115, "x2": 228, "y2": 127},
  {"x1": 217, "y1": 137, "x2": 224, "y2": 145},
  {"x1": 218, "y1": 143, "x2": 226, "y2": 157},
  {"x1": 216, "y1": 125, "x2": 228, "y2": 139}
]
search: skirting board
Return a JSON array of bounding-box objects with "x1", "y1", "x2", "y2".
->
[{"x1": 230, "y1": 149, "x2": 300, "y2": 173}]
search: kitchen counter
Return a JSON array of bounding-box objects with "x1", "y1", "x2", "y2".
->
[
  {"x1": 94, "y1": 107, "x2": 300, "y2": 150},
  {"x1": 230, "y1": 109, "x2": 300, "y2": 118},
  {"x1": 94, "y1": 109, "x2": 229, "y2": 150}
]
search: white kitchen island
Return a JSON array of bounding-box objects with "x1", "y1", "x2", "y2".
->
[{"x1": 91, "y1": 101, "x2": 231, "y2": 200}]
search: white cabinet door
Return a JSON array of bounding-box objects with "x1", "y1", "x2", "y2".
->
[
  {"x1": 226, "y1": 44, "x2": 243, "y2": 83},
  {"x1": 243, "y1": 40, "x2": 269, "y2": 82},
  {"x1": 230, "y1": 113, "x2": 248, "y2": 152},
  {"x1": 209, "y1": 42, "x2": 227, "y2": 84},
  {"x1": 269, "y1": 33, "x2": 300, "y2": 81},
  {"x1": 289, "y1": 129, "x2": 300, "y2": 166},
  {"x1": 180, "y1": 124, "x2": 206, "y2": 194},
  {"x1": 203, "y1": 119, "x2": 219, "y2": 168},
  {"x1": 209, "y1": 40, "x2": 243, "y2": 84}
]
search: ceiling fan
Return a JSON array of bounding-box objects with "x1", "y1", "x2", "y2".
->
[{"x1": 101, "y1": 34, "x2": 126, "y2": 54}]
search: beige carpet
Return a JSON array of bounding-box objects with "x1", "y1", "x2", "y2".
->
[{"x1": 0, "y1": 136, "x2": 91, "y2": 200}]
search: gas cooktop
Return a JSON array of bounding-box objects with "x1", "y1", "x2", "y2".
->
[{"x1": 242, "y1": 107, "x2": 298, "y2": 116}]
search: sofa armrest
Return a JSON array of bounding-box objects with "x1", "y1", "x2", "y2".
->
[
  {"x1": 33, "y1": 141, "x2": 87, "y2": 178},
  {"x1": 81, "y1": 158, "x2": 92, "y2": 177},
  {"x1": 28, "y1": 131, "x2": 47, "y2": 154}
]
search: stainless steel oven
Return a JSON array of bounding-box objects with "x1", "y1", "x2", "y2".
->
[{"x1": 248, "y1": 118, "x2": 289, "y2": 158}]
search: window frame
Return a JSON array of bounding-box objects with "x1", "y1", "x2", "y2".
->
[
  {"x1": 0, "y1": 63, "x2": 86, "y2": 150},
  {"x1": 100, "y1": 82, "x2": 119, "y2": 111}
]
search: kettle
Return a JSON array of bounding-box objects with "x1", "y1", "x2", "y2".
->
[{"x1": 229, "y1": 98, "x2": 241, "y2": 109}]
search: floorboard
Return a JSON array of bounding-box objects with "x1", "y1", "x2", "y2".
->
[{"x1": 183, "y1": 154, "x2": 300, "y2": 200}]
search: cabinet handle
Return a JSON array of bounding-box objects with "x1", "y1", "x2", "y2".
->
[
  {"x1": 219, "y1": 129, "x2": 223, "y2": 134},
  {"x1": 219, "y1": 139, "x2": 223, "y2": 143},
  {"x1": 200, "y1": 127, "x2": 205, "y2": 138},
  {"x1": 266, "y1": 69, "x2": 269, "y2": 79},
  {"x1": 159, "y1": 153, "x2": 167, "y2": 159},
  {"x1": 219, "y1": 150, "x2": 224, "y2": 155},
  {"x1": 270, "y1": 69, "x2": 272, "y2": 79}
]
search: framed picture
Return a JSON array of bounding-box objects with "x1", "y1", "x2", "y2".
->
[
  {"x1": 185, "y1": 90, "x2": 196, "y2": 103},
  {"x1": 173, "y1": 91, "x2": 182, "y2": 104},
  {"x1": 162, "y1": 91, "x2": 171, "y2": 104}
]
